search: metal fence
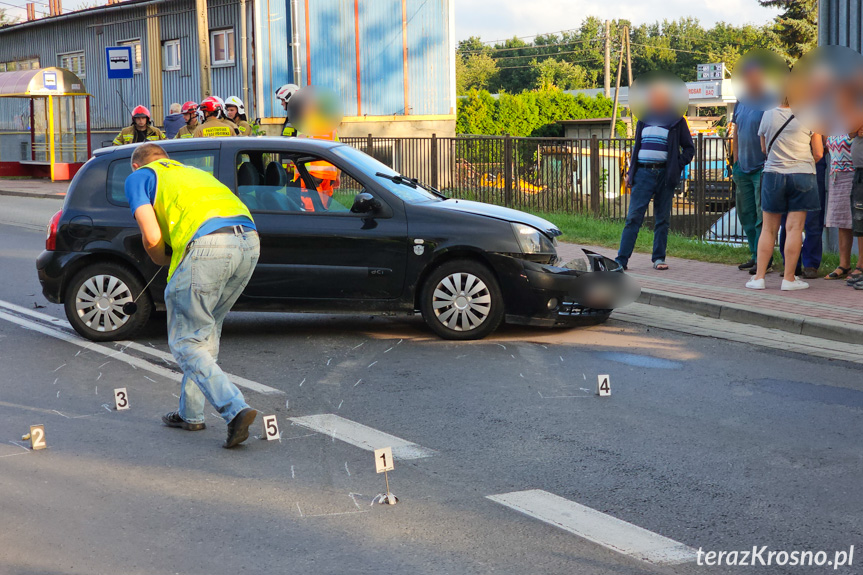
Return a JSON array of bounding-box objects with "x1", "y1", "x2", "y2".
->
[{"x1": 342, "y1": 134, "x2": 744, "y2": 244}]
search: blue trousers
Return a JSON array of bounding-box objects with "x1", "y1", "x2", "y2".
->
[
  {"x1": 779, "y1": 161, "x2": 827, "y2": 271},
  {"x1": 165, "y1": 230, "x2": 261, "y2": 424},
  {"x1": 617, "y1": 167, "x2": 675, "y2": 268}
]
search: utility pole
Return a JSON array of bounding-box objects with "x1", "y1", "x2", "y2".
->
[
  {"x1": 195, "y1": 0, "x2": 212, "y2": 99},
  {"x1": 625, "y1": 25, "x2": 633, "y2": 87},
  {"x1": 604, "y1": 20, "x2": 611, "y2": 98},
  {"x1": 609, "y1": 29, "x2": 625, "y2": 137}
]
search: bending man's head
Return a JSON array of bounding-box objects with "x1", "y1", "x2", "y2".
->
[{"x1": 131, "y1": 143, "x2": 169, "y2": 171}]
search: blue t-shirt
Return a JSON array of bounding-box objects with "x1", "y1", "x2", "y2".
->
[
  {"x1": 124, "y1": 167, "x2": 255, "y2": 242},
  {"x1": 731, "y1": 101, "x2": 766, "y2": 174}
]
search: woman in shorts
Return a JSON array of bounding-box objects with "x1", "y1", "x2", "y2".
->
[{"x1": 747, "y1": 98, "x2": 824, "y2": 291}]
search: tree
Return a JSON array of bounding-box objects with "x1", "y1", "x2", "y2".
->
[
  {"x1": 759, "y1": 0, "x2": 817, "y2": 60},
  {"x1": 533, "y1": 59, "x2": 588, "y2": 90},
  {"x1": 0, "y1": 8, "x2": 19, "y2": 27},
  {"x1": 457, "y1": 53, "x2": 498, "y2": 95}
]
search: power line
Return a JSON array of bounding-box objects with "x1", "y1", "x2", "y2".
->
[
  {"x1": 476, "y1": 27, "x2": 584, "y2": 46},
  {"x1": 496, "y1": 57, "x2": 603, "y2": 71},
  {"x1": 491, "y1": 48, "x2": 604, "y2": 62},
  {"x1": 460, "y1": 38, "x2": 600, "y2": 55},
  {"x1": 628, "y1": 42, "x2": 713, "y2": 56}
]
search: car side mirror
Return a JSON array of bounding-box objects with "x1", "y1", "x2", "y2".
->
[{"x1": 351, "y1": 192, "x2": 381, "y2": 214}]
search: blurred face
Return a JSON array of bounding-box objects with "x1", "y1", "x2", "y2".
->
[
  {"x1": 226, "y1": 105, "x2": 238, "y2": 120},
  {"x1": 742, "y1": 67, "x2": 766, "y2": 99},
  {"x1": 133, "y1": 116, "x2": 148, "y2": 130},
  {"x1": 647, "y1": 86, "x2": 672, "y2": 115}
]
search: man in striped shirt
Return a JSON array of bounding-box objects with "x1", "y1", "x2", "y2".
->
[{"x1": 616, "y1": 85, "x2": 695, "y2": 271}]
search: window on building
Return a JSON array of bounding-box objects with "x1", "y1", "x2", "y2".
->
[
  {"x1": 118, "y1": 39, "x2": 143, "y2": 73},
  {"x1": 210, "y1": 28, "x2": 235, "y2": 66},
  {"x1": 0, "y1": 58, "x2": 40, "y2": 72},
  {"x1": 58, "y1": 52, "x2": 85, "y2": 78},
  {"x1": 163, "y1": 40, "x2": 180, "y2": 71}
]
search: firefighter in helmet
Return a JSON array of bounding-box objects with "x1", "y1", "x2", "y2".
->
[
  {"x1": 192, "y1": 96, "x2": 240, "y2": 138},
  {"x1": 174, "y1": 101, "x2": 199, "y2": 139},
  {"x1": 224, "y1": 96, "x2": 253, "y2": 136},
  {"x1": 113, "y1": 106, "x2": 165, "y2": 145},
  {"x1": 275, "y1": 83, "x2": 300, "y2": 137}
]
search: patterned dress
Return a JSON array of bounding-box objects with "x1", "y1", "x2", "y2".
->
[{"x1": 825, "y1": 135, "x2": 854, "y2": 229}]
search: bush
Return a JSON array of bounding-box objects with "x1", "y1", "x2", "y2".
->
[{"x1": 457, "y1": 88, "x2": 622, "y2": 137}]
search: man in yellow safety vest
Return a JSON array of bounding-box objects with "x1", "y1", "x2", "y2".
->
[{"x1": 124, "y1": 142, "x2": 259, "y2": 448}]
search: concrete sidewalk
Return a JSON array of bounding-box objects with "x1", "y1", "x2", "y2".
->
[
  {"x1": 559, "y1": 242, "x2": 863, "y2": 346},
  {"x1": 0, "y1": 179, "x2": 68, "y2": 199}
]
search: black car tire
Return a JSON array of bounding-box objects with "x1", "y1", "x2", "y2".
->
[
  {"x1": 64, "y1": 262, "x2": 152, "y2": 342},
  {"x1": 420, "y1": 259, "x2": 504, "y2": 340}
]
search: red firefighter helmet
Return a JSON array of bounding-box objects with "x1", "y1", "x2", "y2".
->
[
  {"x1": 198, "y1": 96, "x2": 222, "y2": 115},
  {"x1": 181, "y1": 101, "x2": 198, "y2": 114},
  {"x1": 131, "y1": 105, "x2": 151, "y2": 120}
]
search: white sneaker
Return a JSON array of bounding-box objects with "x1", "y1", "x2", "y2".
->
[
  {"x1": 746, "y1": 278, "x2": 766, "y2": 290},
  {"x1": 781, "y1": 277, "x2": 809, "y2": 291}
]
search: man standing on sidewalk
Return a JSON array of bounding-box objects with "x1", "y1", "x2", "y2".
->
[
  {"x1": 730, "y1": 63, "x2": 769, "y2": 272},
  {"x1": 125, "y1": 143, "x2": 260, "y2": 448}
]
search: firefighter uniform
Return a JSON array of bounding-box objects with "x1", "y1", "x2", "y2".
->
[
  {"x1": 113, "y1": 125, "x2": 165, "y2": 146},
  {"x1": 281, "y1": 118, "x2": 297, "y2": 137},
  {"x1": 234, "y1": 119, "x2": 253, "y2": 136},
  {"x1": 192, "y1": 117, "x2": 240, "y2": 138},
  {"x1": 175, "y1": 119, "x2": 198, "y2": 139}
]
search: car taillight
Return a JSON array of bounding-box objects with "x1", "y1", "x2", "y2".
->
[{"x1": 46, "y1": 209, "x2": 62, "y2": 251}]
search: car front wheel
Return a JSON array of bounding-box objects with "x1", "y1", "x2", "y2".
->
[
  {"x1": 420, "y1": 259, "x2": 504, "y2": 340},
  {"x1": 64, "y1": 263, "x2": 152, "y2": 342}
]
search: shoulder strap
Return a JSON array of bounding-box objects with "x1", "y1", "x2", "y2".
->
[{"x1": 767, "y1": 114, "x2": 795, "y2": 155}]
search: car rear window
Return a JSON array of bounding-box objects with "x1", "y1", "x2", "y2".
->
[{"x1": 107, "y1": 151, "x2": 219, "y2": 206}]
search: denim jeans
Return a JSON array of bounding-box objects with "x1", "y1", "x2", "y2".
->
[
  {"x1": 165, "y1": 229, "x2": 261, "y2": 424},
  {"x1": 617, "y1": 167, "x2": 676, "y2": 268},
  {"x1": 732, "y1": 164, "x2": 763, "y2": 259}
]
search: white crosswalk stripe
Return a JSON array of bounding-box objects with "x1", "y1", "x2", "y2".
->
[
  {"x1": 288, "y1": 413, "x2": 436, "y2": 460},
  {"x1": 487, "y1": 489, "x2": 697, "y2": 565}
]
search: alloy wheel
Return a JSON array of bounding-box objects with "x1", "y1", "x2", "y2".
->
[{"x1": 432, "y1": 272, "x2": 492, "y2": 332}]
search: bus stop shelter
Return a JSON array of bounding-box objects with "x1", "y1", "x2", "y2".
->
[{"x1": 0, "y1": 67, "x2": 91, "y2": 181}]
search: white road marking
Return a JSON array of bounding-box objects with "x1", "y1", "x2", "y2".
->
[
  {"x1": 287, "y1": 414, "x2": 435, "y2": 460},
  {"x1": 0, "y1": 300, "x2": 283, "y2": 396},
  {"x1": 487, "y1": 490, "x2": 697, "y2": 565}
]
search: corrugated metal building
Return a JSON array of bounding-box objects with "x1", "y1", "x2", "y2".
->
[
  {"x1": 819, "y1": 0, "x2": 863, "y2": 52},
  {"x1": 0, "y1": 0, "x2": 456, "y2": 146}
]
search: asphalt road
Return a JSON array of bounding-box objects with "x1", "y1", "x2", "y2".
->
[{"x1": 1, "y1": 195, "x2": 861, "y2": 575}]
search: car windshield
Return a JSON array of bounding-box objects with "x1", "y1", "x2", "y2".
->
[{"x1": 333, "y1": 145, "x2": 442, "y2": 204}]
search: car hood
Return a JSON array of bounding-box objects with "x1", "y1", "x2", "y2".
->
[{"x1": 431, "y1": 199, "x2": 561, "y2": 238}]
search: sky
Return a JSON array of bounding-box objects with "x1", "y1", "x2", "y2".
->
[
  {"x1": 6, "y1": 0, "x2": 780, "y2": 41},
  {"x1": 454, "y1": 0, "x2": 780, "y2": 42}
]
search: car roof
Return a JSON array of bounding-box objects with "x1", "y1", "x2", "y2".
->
[{"x1": 93, "y1": 136, "x2": 345, "y2": 157}]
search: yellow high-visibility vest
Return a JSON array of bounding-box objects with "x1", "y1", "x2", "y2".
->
[{"x1": 145, "y1": 158, "x2": 253, "y2": 281}]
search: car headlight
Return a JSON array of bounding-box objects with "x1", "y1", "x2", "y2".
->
[{"x1": 511, "y1": 223, "x2": 556, "y2": 255}]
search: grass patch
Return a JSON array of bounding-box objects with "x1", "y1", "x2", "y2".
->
[{"x1": 530, "y1": 210, "x2": 851, "y2": 274}]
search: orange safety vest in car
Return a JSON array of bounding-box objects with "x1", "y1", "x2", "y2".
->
[{"x1": 297, "y1": 129, "x2": 340, "y2": 211}]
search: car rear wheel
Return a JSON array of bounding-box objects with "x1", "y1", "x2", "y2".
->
[
  {"x1": 64, "y1": 263, "x2": 152, "y2": 342},
  {"x1": 420, "y1": 259, "x2": 504, "y2": 340}
]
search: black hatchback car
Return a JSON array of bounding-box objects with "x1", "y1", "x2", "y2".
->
[{"x1": 37, "y1": 137, "x2": 637, "y2": 342}]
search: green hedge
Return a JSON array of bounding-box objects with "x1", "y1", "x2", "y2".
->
[{"x1": 456, "y1": 88, "x2": 623, "y2": 137}]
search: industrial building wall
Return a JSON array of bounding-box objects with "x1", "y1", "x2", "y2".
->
[
  {"x1": 819, "y1": 0, "x2": 863, "y2": 52},
  {"x1": 289, "y1": 0, "x2": 454, "y2": 119},
  {"x1": 0, "y1": 0, "x2": 249, "y2": 134}
]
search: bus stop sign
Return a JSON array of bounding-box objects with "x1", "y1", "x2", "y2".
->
[{"x1": 106, "y1": 46, "x2": 133, "y2": 79}]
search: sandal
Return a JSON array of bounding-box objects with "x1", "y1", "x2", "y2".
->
[
  {"x1": 824, "y1": 266, "x2": 850, "y2": 280},
  {"x1": 653, "y1": 260, "x2": 669, "y2": 271},
  {"x1": 846, "y1": 267, "x2": 863, "y2": 285}
]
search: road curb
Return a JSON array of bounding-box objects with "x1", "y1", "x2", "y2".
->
[
  {"x1": 0, "y1": 189, "x2": 65, "y2": 200},
  {"x1": 636, "y1": 288, "x2": 863, "y2": 346}
]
